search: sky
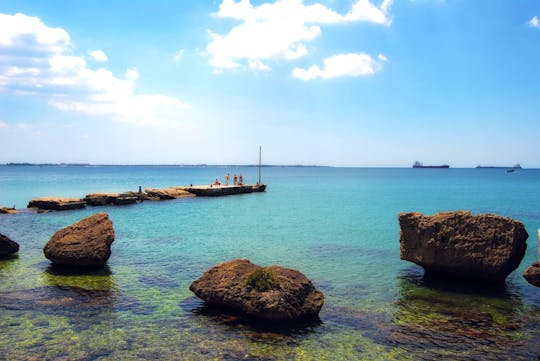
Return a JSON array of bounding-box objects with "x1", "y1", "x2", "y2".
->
[{"x1": 0, "y1": 0, "x2": 539, "y2": 167}]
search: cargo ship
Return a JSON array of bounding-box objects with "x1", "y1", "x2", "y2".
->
[
  {"x1": 476, "y1": 164, "x2": 522, "y2": 169},
  {"x1": 412, "y1": 161, "x2": 450, "y2": 169}
]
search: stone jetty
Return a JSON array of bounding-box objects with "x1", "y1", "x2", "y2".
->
[
  {"x1": 190, "y1": 259, "x2": 324, "y2": 321},
  {"x1": 44, "y1": 213, "x2": 115, "y2": 267},
  {"x1": 178, "y1": 184, "x2": 266, "y2": 197},
  {"x1": 0, "y1": 206, "x2": 17, "y2": 214},
  {"x1": 84, "y1": 193, "x2": 139, "y2": 206},
  {"x1": 144, "y1": 187, "x2": 195, "y2": 200},
  {"x1": 28, "y1": 197, "x2": 86, "y2": 212},
  {"x1": 0, "y1": 233, "x2": 19, "y2": 257},
  {"x1": 25, "y1": 183, "x2": 266, "y2": 212},
  {"x1": 399, "y1": 211, "x2": 528, "y2": 283}
]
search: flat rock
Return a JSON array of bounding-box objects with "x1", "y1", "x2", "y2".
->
[
  {"x1": 190, "y1": 259, "x2": 324, "y2": 321},
  {"x1": 399, "y1": 211, "x2": 528, "y2": 282},
  {"x1": 0, "y1": 233, "x2": 19, "y2": 257},
  {"x1": 144, "y1": 187, "x2": 195, "y2": 200},
  {"x1": 44, "y1": 213, "x2": 115, "y2": 267},
  {"x1": 28, "y1": 197, "x2": 86, "y2": 211},
  {"x1": 84, "y1": 193, "x2": 139, "y2": 206},
  {"x1": 523, "y1": 262, "x2": 540, "y2": 287}
]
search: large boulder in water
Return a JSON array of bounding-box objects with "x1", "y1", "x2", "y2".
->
[
  {"x1": 523, "y1": 262, "x2": 540, "y2": 287},
  {"x1": 399, "y1": 211, "x2": 528, "y2": 282},
  {"x1": 190, "y1": 259, "x2": 324, "y2": 321},
  {"x1": 0, "y1": 233, "x2": 19, "y2": 257},
  {"x1": 44, "y1": 213, "x2": 115, "y2": 267}
]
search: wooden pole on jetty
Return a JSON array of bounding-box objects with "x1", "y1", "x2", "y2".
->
[{"x1": 258, "y1": 146, "x2": 262, "y2": 185}]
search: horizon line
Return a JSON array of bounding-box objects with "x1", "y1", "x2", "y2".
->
[{"x1": 1, "y1": 163, "x2": 537, "y2": 169}]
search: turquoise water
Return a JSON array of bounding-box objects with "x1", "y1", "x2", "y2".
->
[{"x1": 1, "y1": 166, "x2": 540, "y2": 360}]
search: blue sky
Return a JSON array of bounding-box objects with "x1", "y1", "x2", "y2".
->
[{"x1": 0, "y1": 0, "x2": 539, "y2": 167}]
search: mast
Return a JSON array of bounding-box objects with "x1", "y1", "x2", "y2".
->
[{"x1": 258, "y1": 146, "x2": 262, "y2": 185}]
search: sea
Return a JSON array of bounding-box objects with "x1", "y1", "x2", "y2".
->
[{"x1": 1, "y1": 165, "x2": 540, "y2": 360}]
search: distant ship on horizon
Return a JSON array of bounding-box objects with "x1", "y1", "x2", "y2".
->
[
  {"x1": 476, "y1": 163, "x2": 522, "y2": 169},
  {"x1": 412, "y1": 161, "x2": 450, "y2": 169}
]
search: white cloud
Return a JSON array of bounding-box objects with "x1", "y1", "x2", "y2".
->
[
  {"x1": 125, "y1": 68, "x2": 139, "y2": 82},
  {"x1": 88, "y1": 49, "x2": 108, "y2": 62},
  {"x1": 173, "y1": 49, "x2": 185, "y2": 61},
  {"x1": 0, "y1": 121, "x2": 8, "y2": 129},
  {"x1": 207, "y1": 0, "x2": 392, "y2": 71},
  {"x1": 248, "y1": 59, "x2": 271, "y2": 71},
  {"x1": 377, "y1": 53, "x2": 388, "y2": 62},
  {"x1": 529, "y1": 16, "x2": 539, "y2": 28},
  {"x1": 292, "y1": 53, "x2": 383, "y2": 80},
  {"x1": 0, "y1": 13, "x2": 190, "y2": 126}
]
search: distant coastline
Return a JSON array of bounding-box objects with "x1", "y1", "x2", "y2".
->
[{"x1": 1, "y1": 163, "x2": 330, "y2": 168}]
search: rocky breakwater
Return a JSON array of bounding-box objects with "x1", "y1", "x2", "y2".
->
[
  {"x1": 0, "y1": 233, "x2": 19, "y2": 258},
  {"x1": 0, "y1": 206, "x2": 17, "y2": 214},
  {"x1": 44, "y1": 213, "x2": 115, "y2": 267},
  {"x1": 84, "y1": 192, "x2": 140, "y2": 206},
  {"x1": 399, "y1": 211, "x2": 528, "y2": 283},
  {"x1": 144, "y1": 187, "x2": 195, "y2": 200},
  {"x1": 28, "y1": 197, "x2": 86, "y2": 212},
  {"x1": 190, "y1": 259, "x2": 324, "y2": 321}
]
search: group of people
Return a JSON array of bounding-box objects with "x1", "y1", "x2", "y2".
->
[{"x1": 213, "y1": 173, "x2": 243, "y2": 186}]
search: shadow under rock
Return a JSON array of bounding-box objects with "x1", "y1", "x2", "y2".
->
[
  {"x1": 45, "y1": 264, "x2": 113, "y2": 276},
  {"x1": 179, "y1": 296, "x2": 323, "y2": 337}
]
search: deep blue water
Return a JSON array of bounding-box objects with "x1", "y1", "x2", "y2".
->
[{"x1": 1, "y1": 166, "x2": 540, "y2": 360}]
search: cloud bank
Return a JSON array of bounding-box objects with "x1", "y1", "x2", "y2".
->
[
  {"x1": 207, "y1": 0, "x2": 392, "y2": 73},
  {"x1": 0, "y1": 13, "x2": 190, "y2": 126}
]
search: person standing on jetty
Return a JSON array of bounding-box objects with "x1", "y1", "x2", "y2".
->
[
  {"x1": 225, "y1": 173, "x2": 230, "y2": 186},
  {"x1": 238, "y1": 174, "x2": 243, "y2": 186}
]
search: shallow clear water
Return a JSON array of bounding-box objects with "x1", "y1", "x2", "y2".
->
[{"x1": 1, "y1": 166, "x2": 540, "y2": 360}]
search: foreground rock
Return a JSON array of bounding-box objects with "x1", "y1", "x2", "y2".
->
[
  {"x1": 84, "y1": 193, "x2": 139, "y2": 206},
  {"x1": 44, "y1": 213, "x2": 115, "y2": 267},
  {"x1": 144, "y1": 187, "x2": 195, "y2": 200},
  {"x1": 399, "y1": 211, "x2": 528, "y2": 282},
  {"x1": 28, "y1": 197, "x2": 86, "y2": 211},
  {"x1": 0, "y1": 233, "x2": 19, "y2": 257},
  {"x1": 190, "y1": 259, "x2": 324, "y2": 321},
  {"x1": 523, "y1": 262, "x2": 540, "y2": 287}
]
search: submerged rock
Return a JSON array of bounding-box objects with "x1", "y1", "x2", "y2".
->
[
  {"x1": 523, "y1": 262, "x2": 540, "y2": 287},
  {"x1": 44, "y1": 213, "x2": 115, "y2": 267},
  {"x1": 0, "y1": 233, "x2": 19, "y2": 257},
  {"x1": 399, "y1": 211, "x2": 528, "y2": 282},
  {"x1": 84, "y1": 193, "x2": 139, "y2": 206},
  {"x1": 27, "y1": 197, "x2": 86, "y2": 211},
  {"x1": 190, "y1": 259, "x2": 324, "y2": 321}
]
